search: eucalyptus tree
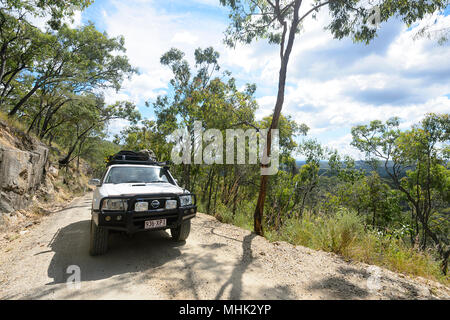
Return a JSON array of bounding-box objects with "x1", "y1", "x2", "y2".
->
[
  {"x1": 152, "y1": 47, "x2": 220, "y2": 190},
  {"x1": 263, "y1": 114, "x2": 308, "y2": 226},
  {"x1": 7, "y1": 23, "x2": 136, "y2": 116},
  {"x1": 152, "y1": 47, "x2": 258, "y2": 193},
  {"x1": 57, "y1": 97, "x2": 141, "y2": 166},
  {"x1": 113, "y1": 119, "x2": 171, "y2": 161},
  {"x1": 0, "y1": 12, "x2": 45, "y2": 108},
  {"x1": 0, "y1": 0, "x2": 92, "y2": 30},
  {"x1": 25, "y1": 83, "x2": 75, "y2": 138},
  {"x1": 351, "y1": 113, "x2": 450, "y2": 274},
  {"x1": 220, "y1": 0, "x2": 449, "y2": 235},
  {"x1": 0, "y1": 0, "x2": 92, "y2": 108}
]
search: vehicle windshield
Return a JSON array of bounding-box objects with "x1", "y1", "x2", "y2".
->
[{"x1": 104, "y1": 166, "x2": 172, "y2": 184}]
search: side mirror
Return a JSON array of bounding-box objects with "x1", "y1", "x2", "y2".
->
[{"x1": 88, "y1": 178, "x2": 101, "y2": 186}]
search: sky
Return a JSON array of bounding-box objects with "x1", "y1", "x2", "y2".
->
[{"x1": 74, "y1": 0, "x2": 450, "y2": 160}]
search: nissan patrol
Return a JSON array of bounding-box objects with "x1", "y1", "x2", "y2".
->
[{"x1": 88, "y1": 150, "x2": 196, "y2": 256}]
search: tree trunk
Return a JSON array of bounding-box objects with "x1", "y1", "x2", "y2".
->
[
  {"x1": 59, "y1": 124, "x2": 95, "y2": 166},
  {"x1": 48, "y1": 133, "x2": 54, "y2": 147},
  {"x1": 59, "y1": 142, "x2": 78, "y2": 167},
  {"x1": 372, "y1": 207, "x2": 376, "y2": 227},
  {"x1": 8, "y1": 83, "x2": 40, "y2": 116},
  {"x1": 213, "y1": 173, "x2": 219, "y2": 214},
  {"x1": 202, "y1": 167, "x2": 213, "y2": 203},
  {"x1": 253, "y1": 53, "x2": 289, "y2": 235},
  {"x1": 253, "y1": 1, "x2": 301, "y2": 236},
  {"x1": 39, "y1": 99, "x2": 70, "y2": 139},
  {"x1": 232, "y1": 185, "x2": 239, "y2": 217},
  {"x1": 207, "y1": 169, "x2": 215, "y2": 214},
  {"x1": 27, "y1": 108, "x2": 44, "y2": 134}
]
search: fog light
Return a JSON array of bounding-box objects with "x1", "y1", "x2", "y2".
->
[
  {"x1": 185, "y1": 210, "x2": 189, "y2": 214},
  {"x1": 190, "y1": 208, "x2": 195, "y2": 213},
  {"x1": 165, "y1": 200, "x2": 177, "y2": 210},
  {"x1": 105, "y1": 216, "x2": 111, "y2": 222},
  {"x1": 135, "y1": 201, "x2": 148, "y2": 212},
  {"x1": 116, "y1": 215, "x2": 122, "y2": 221}
]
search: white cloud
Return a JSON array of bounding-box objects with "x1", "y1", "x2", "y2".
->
[
  {"x1": 255, "y1": 96, "x2": 276, "y2": 120},
  {"x1": 26, "y1": 9, "x2": 83, "y2": 31},
  {"x1": 83, "y1": 1, "x2": 450, "y2": 157},
  {"x1": 192, "y1": 0, "x2": 222, "y2": 7},
  {"x1": 106, "y1": 118, "x2": 130, "y2": 139},
  {"x1": 171, "y1": 31, "x2": 199, "y2": 45},
  {"x1": 324, "y1": 134, "x2": 365, "y2": 160},
  {"x1": 95, "y1": 0, "x2": 229, "y2": 106}
]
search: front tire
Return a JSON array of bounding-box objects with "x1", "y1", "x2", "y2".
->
[
  {"x1": 171, "y1": 219, "x2": 191, "y2": 241},
  {"x1": 89, "y1": 219, "x2": 109, "y2": 256}
]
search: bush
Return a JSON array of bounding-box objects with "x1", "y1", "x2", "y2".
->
[
  {"x1": 271, "y1": 209, "x2": 448, "y2": 284},
  {"x1": 213, "y1": 202, "x2": 234, "y2": 224},
  {"x1": 274, "y1": 209, "x2": 364, "y2": 255},
  {"x1": 233, "y1": 201, "x2": 254, "y2": 230},
  {"x1": 206, "y1": 200, "x2": 449, "y2": 285}
]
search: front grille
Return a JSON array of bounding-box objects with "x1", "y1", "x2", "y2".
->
[
  {"x1": 133, "y1": 197, "x2": 173, "y2": 209},
  {"x1": 129, "y1": 196, "x2": 177, "y2": 219}
]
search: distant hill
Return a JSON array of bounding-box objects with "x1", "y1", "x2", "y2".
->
[{"x1": 295, "y1": 160, "x2": 405, "y2": 179}]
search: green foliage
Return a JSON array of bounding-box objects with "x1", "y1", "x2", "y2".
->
[
  {"x1": 219, "y1": 0, "x2": 448, "y2": 236},
  {"x1": 189, "y1": 108, "x2": 450, "y2": 281},
  {"x1": 351, "y1": 113, "x2": 450, "y2": 272},
  {"x1": 277, "y1": 209, "x2": 364, "y2": 255},
  {"x1": 266, "y1": 208, "x2": 447, "y2": 284},
  {"x1": 3, "y1": 22, "x2": 137, "y2": 116},
  {"x1": 1, "y1": 1, "x2": 139, "y2": 168},
  {"x1": 79, "y1": 138, "x2": 120, "y2": 177},
  {"x1": 1, "y1": 0, "x2": 92, "y2": 30},
  {"x1": 219, "y1": 1, "x2": 449, "y2": 47},
  {"x1": 145, "y1": 47, "x2": 259, "y2": 190},
  {"x1": 114, "y1": 119, "x2": 170, "y2": 161},
  {"x1": 3, "y1": 1, "x2": 448, "y2": 284}
]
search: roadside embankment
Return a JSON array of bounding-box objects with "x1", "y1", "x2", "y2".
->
[{"x1": 0, "y1": 118, "x2": 91, "y2": 237}]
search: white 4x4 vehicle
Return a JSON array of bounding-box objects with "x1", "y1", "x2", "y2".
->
[{"x1": 88, "y1": 151, "x2": 196, "y2": 256}]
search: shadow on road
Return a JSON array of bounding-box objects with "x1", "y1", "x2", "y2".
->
[
  {"x1": 306, "y1": 275, "x2": 370, "y2": 299},
  {"x1": 41, "y1": 219, "x2": 184, "y2": 286},
  {"x1": 214, "y1": 233, "x2": 256, "y2": 299}
]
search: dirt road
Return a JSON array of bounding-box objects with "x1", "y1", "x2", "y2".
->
[{"x1": 0, "y1": 193, "x2": 449, "y2": 300}]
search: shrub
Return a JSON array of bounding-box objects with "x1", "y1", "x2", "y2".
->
[
  {"x1": 274, "y1": 209, "x2": 448, "y2": 284},
  {"x1": 206, "y1": 200, "x2": 449, "y2": 285}
]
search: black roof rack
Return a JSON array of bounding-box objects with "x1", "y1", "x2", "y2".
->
[{"x1": 106, "y1": 150, "x2": 171, "y2": 168}]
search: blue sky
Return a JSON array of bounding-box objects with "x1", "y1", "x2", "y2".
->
[{"x1": 74, "y1": 0, "x2": 450, "y2": 159}]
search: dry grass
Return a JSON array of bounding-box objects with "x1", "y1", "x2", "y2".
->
[
  {"x1": 208, "y1": 202, "x2": 449, "y2": 286},
  {"x1": 266, "y1": 210, "x2": 449, "y2": 286}
]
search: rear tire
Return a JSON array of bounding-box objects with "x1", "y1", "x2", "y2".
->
[
  {"x1": 89, "y1": 219, "x2": 109, "y2": 256},
  {"x1": 171, "y1": 219, "x2": 191, "y2": 241}
]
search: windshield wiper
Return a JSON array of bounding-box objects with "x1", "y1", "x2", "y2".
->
[{"x1": 146, "y1": 181, "x2": 168, "y2": 184}]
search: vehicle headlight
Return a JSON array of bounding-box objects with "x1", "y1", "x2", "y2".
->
[
  {"x1": 165, "y1": 200, "x2": 177, "y2": 210},
  {"x1": 179, "y1": 195, "x2": 192, "y2": 207},
  {"x1": 102, "y1": 199, "x2": 127, "y2": 211}
]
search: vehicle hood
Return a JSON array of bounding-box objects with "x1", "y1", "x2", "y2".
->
[{"x1": 99, "y1": 183, "x2": 186, "y2": 197}]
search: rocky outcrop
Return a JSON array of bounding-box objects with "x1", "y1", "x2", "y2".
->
[
  {"x1": 0, "y1": 120, "x2": 49, "y2": 213},
  {"x1": 0, "y1": 146, "x2": 49, "y2": 213}
]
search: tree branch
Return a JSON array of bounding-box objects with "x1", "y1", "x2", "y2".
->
[{"x1": 298, "y1": 0, "x2": 333, "y2": 23}]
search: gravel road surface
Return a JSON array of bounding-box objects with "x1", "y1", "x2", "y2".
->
[{"x1": 1, "y1": 193, "x2": 449, "y2": 300}]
